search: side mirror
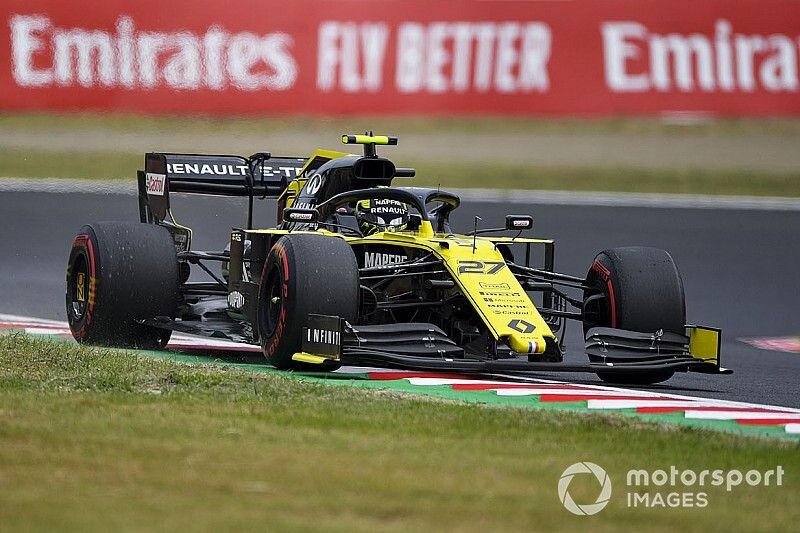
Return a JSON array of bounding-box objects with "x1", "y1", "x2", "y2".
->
[
  {"x1": 505, "y1": 215, "x2": 533, "y2": 231},
  {"x1": 283, "y1": 207, "x2": 319, "y2": 224}
]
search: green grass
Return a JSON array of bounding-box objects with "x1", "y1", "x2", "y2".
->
[
  {"x1": 1, "y1": 112, "x2": 799, "y2": 196},
  {"x1": 0, "y1": 333, "x2": 797, "y2": 532},
  {"x1": 0, "y1": 148, "x2": 140, "y2": 181},
  {"x1": 411, "y1": 161, "x2": 800, "y2": 197},
  {"x1": 2, "y1": 147, "x2": 798, "y2": 197}
]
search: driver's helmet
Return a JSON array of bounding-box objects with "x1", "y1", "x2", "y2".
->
[{"x1": 355, "y1": 198, "x2": 410, "y2": 235}]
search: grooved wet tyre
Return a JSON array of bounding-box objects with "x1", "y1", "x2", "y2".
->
[
  {"x1": 583, "y1": 246, "x2": 685, "y2": 385},
  {"x1": 66, "y1": 222, "x2": 178, "y2": 349},
  {"x1": 258, "y1": 234, "x2": 359, "y2": 370}
]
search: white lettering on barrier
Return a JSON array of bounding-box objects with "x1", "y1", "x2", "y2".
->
[
  {"x1": 317, "y1": 21, "x2": 388, "y2": 92},
  {"x1": 10, "y1": 14, "x2": 799, "y2": 98},
  {"x1": 602, "y1": 19, "x2": 799, "y2": 93},
  {"x1": 10, "y1": 14, "x2": 297, "y2": 91},
  {"x1": 393, "y1": 21, "x2": 551, "y2": 94}
]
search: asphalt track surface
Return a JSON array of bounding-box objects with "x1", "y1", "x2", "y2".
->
[{"x1": 2, "y1": 189, "x2": 798, "y2": 407}]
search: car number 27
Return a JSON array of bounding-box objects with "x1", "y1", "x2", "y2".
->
[{"x1": 458, "y1": 260, "x2": 506, "y2": 274}]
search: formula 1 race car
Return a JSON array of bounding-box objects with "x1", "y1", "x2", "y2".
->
[{"x1": 65, "y1": 134, "x2": 730, "y2": 384}]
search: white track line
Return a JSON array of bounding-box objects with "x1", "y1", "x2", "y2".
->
[
  {"x1": 1, "y1": 177, "x2": 799, "y2": 211},
  {"x1": 0, "y1": 315, "x2": 263, "y2": 352},
  {"x1": 407, "y1": 378, "x2": 524, "y2": 386},
  {"x1": 407, "y1": 377, "x2": 598, "y2": 388},
  {"x1": 684, "y1": 411, "x2": 800, "y2": 421},
  {"x1": 22, "y1": 327, "x2": 71, "y2": 335},
  {"x1": 0, "y1": 313, "x2": 68, "y2": 326},
  {"x1": 403, "y1": 375, "x2": 800, "y2": 432},
  {"x1": 167, "y1": 337, "x2": 262, "y2": 352},
  {"x1": 492, "y1": 372, "x2": 800, "y2": 414},
  {"x1": 494, "y1": 388, "x2": 666, "y2": 397},
  {"x1": 587, "y1": 400, "x2": 733, "y2": 410}
]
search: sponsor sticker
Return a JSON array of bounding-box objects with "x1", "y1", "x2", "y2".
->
[
  {"x1": 227, "y1": 291, "x2": 245, "y2": 310},
  {"x1": 302, "y1": 314, "x2": 343, "y2": 359},
  {"x1": 260, "y1": 165, "x2": 303, "y2": 178},
  {"x1": 508, "y1": 318, "x2": 537, "y2": 334},
  {"x1": 480, "y1": 291, "x2": 523, "y2": 298},
  {"x1": 76, "y1": 272, "x2": 85, "y2": 302},
  {"x1": 291, "y1": 201, "x2": 316, "y2": 210},
  {"x1": 305, "y1": 174, "x2": 324, "y2": 195},
  {"x1": 145, "y1": 172, "x2": 166, "y2": 195},
  {"x1": 458, "y1": 260, "x2": 506, "y2": 274},
  {"x1": 167, "y1": 163, "x2": 248, "y2": 176},
  {"x1": 364, "y1": 252, "x2": 408, "y2": 268},
  {"x1": 480, "y1": 282, "x2": 511, "y2": 290},
  {"x1": 305, "y1": 326, "x2": 341, "y2": 346}
]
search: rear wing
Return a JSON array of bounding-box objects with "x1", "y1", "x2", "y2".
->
[{"x1": 138, "y1": 152, "x2": 306, "y2": 230}]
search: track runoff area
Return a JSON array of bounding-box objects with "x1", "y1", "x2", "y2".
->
[{"x1": 2, "y1": 314, "x2": 798, "y2": 441}]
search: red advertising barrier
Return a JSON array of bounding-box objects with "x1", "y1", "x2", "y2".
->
[{"x1": 1, "y1": 0, "x2": 799, "y2": 116}]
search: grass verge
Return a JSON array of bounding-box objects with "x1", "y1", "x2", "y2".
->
[
  {"x1": 2, "y1": 147, "x2": 798, "y2": 197},
  {"x1": 411, "y1": 161, "x2": 800, "y2": 197},
  {"x1": 0, "y1": 333, "x2": 797, "y2": 531},
  {"x1": 0, "y1": 148, "x2": 140, "y2": 182},
  {"x1": 2, "y1": 112, "x2": 800, "y2": 196},
  {"x1": 4, "y1": 112, "x2": 800, "y2": 136}
]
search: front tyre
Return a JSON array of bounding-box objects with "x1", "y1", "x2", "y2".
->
[
  {"x1": 66, "y1": 222, "x2": 178, "y2": 349},
  {"x1": 583, "y1": 246, "x2": 685, "y2": 385},
  {"x1": 258, "y1": 234, "x2": 359, "y2": 370}
]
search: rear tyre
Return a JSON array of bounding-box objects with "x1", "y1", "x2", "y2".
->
[
  {"x1": 583, "y1": 246, "x2": 685, "y2": 385},
  {"x1": 66, "y1": 222, "x2": 179, "y2": 349},
  {"x1": 258, "y1": 234, "x2": 359, "y2": 370}
]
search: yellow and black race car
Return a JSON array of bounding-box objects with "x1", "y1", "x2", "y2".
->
[{"x1": 65, "y1": 134, "x2": 729, "y2": 385}]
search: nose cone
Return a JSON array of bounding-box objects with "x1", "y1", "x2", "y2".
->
[{"x1": 507, "y1": 333, "x2": 548, "y2": 354}]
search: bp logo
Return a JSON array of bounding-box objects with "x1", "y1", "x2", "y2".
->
[{"x1": 558, "y1": 462, "x2": 612, "y2": 516}]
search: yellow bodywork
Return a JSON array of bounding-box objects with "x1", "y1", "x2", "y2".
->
[
  {"x1": 688, "y1": 326, "x2": 721, "y2": 362},
  {"x1": 292, "y1": 352, "x2": 336, "y2": 365},
  {"x1": 250, "y1": 224, "x2": 557, "y2": 356},
  {"x1": 355, "y1": 228, "x2": 556, "y2": 354}
]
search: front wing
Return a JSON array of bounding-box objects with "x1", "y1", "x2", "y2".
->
[{"x1": 293, "y1": 315, "x2": 731, "y2": 376}]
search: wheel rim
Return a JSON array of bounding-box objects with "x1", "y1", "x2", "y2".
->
[
  {"x1": 68, "y1": 252, "x2": 89, "y2": 322},
  {"x1": 262, "y1": 267, "x2": 283, "y2": 338}
]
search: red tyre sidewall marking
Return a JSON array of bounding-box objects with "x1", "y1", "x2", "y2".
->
[
  {"x1": 591, "y1": 260, "x2": 617, "y2": 328},
  {"x1": 263, "y1": 243, "x2": 289, "y2": 357},
  {"x1": 606, "y1": 279, "x2": 617, "y2": 328},
  {"x1": 72, "y1": 234, "x2": 97, "y2": 339}
]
